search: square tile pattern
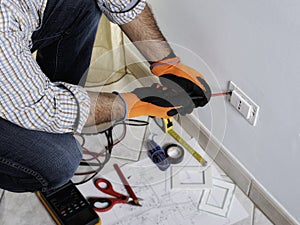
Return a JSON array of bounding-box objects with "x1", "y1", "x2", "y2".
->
[
  {"x1": 0, "y1": 138, "x2": 272, "y2": 225},
  {"x1": 0, "y1": 175, "x2": 272, "y2": 225}
]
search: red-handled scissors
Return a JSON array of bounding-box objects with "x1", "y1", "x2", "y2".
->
[{"x1": 88, "y1": 178, "x2": 139, "y2": 212}]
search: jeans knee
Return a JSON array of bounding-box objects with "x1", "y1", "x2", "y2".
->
[
  {"x1": 21, "y1": 132, "x2": 83, "y2": 191},
  {"x1": 43, "y1": 138, "x2": 82, "y2": 190},
  {"x1": 0, "y1": 119, "x2": 83, "y2": 192}
]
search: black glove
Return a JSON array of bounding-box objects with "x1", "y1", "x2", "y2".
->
[
  {"x1": 150, "y1": 56, "x2": 211, "y2": 108},
  {"x1": 120, "y1": 83, "x2": 194, "y2": 118}
]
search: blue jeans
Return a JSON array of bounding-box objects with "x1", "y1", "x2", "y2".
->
[{"x1": 0, "y1": 0, "x2": 101, "y2": 192}]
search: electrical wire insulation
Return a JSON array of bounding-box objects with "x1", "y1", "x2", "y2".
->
[{"x1": 73, "y1": 119, "x2": 149, "y2": 185}]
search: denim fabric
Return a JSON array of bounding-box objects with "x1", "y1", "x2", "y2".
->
[
  {"x1": 0, "y1": 118, "x2": 82, "y2": 192},
  {"x1": 31, "y1": 0, "x2": 102, "y2": 85},
  {"x1": 0, "y1": 0, "x2": 101, "y2": 192}
]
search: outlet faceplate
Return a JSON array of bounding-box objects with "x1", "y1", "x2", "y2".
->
[{"x1": 228, "y1": 81, "x2": 260, "y2": 126}]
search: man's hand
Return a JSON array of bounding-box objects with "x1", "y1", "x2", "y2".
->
[
  {"x1": 121, "y1": 83, "x2": 195, "y2": 118},
  {"x1": 84, "y1": 83, "x2": 194, "y2": 129},
  {"x1": 150, "y1": 57, "x2": 211, "y2": 108}
]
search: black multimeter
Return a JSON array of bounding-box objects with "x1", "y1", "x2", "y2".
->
[{"x1": 37, "y1": 181, "x2": 100, "y2": 225}]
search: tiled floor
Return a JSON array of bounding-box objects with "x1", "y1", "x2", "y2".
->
[
  {"x1": 0, "y1": 133, "x2": 274, "y2": 225},
  {"x1": 0, "y1": 169, "x2": 274, "y2": 225}
]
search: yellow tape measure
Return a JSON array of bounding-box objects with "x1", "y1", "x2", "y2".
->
[{"x1": 155, "y1": 117, "x2": 207, "y2": 166}]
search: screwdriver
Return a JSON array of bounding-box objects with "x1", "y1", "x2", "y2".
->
[
  {"x1": 211, "y1": 91, "x2": 232, "y2": 97},
  {"x1": 191, "y1": 91, "x2": 232, "y2": 100}
]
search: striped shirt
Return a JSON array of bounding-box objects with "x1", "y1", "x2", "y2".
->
[{"x1": 0, "y1": 0, "x2": 146, "y2": 133}]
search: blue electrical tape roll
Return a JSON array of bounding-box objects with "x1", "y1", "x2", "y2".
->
[{"x1": 147, "y1": 140, "x2": 170, "y2": 171}]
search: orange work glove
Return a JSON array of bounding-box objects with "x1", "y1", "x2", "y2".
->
[
  {"x1": 150, "y1": 56, "x2": 211, "y2": 108},
  {"x1": 118, "y1": 83, "x2": 194, "y2": 119}
]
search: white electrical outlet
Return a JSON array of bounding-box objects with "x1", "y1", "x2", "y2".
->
[
  {"x1": 230, "y1": 90, "x2": 252, "y2": 119},
  {"x1": 228, "y1": 81, "x2": 260, "y2": 126}
]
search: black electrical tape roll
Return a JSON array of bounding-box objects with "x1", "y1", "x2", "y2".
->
[{"x1": 164, "y1": 144, "x2": 184, "y2": 164}]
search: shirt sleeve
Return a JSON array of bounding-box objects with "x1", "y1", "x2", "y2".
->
[
  {"x1": 0, "y1": 5, "x2": 90, "y2": 134},
  {"x1": 97, "y1": 0, "x2": 147, "y2": 24}
]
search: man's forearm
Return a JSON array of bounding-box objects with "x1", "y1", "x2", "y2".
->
[
  {"x1": 83, "y1": 4, "x2": 174, "y2": 127},
  {"x1": 84, "y1": 92, "x2": 125, "y2": 127},
  {"x1": 120, "y1": 4, "x2": 173, "y2": 62}
]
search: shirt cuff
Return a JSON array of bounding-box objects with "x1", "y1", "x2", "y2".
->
[
  {"x1": 97, "y1": 0, "x2": 146, "y2": 25},
  {"x1": 58, "y1": 82, "x2": 90, "y2": 133}
]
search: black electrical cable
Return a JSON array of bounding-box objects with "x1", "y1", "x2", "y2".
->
[
  {"x1": 74, "y1": 127, "x2": 114, "y2": 185},
  {"x1": 122, "y1": 119, "x2": 149, "y2": 127},
  {"x1": 73, "y1": 119, "x2": 149, "y2": 185}
]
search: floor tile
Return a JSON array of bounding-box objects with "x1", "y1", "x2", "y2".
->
[
  {"x1": 231, "y1": 188, "x2": 254, "y2": 225},
  {"x1": 254, "y1": 207, "x2": 274, "y2": 225},
  {"x1": 213, "y1": 162, "x2": 254, "y2": 225},
  {"x1": 0, "y1": 191, "x2": 54, "y2": 225}
]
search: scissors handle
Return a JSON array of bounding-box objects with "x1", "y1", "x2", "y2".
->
[
  {"x1": 90, "y1": 178, "x2": 129, "y2": 212},
  {"x1": 94, "y1": 178, "x2": 124, "y2": 198},
  {"x1": 88, "y1": 196, "x2": 128, "y2": 212}
]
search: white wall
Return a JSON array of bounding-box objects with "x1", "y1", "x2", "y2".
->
[{"x1": 148, "y1": 0, "x2": 300, "y2": 222}]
